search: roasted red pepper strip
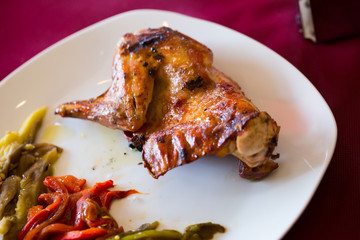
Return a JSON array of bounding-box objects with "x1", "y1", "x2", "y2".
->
[
  {"x1": 18, "y1": 195, "x2": 62, "y2": 240},
  {"x1": 51, "y1": 228, "x2": 108, "y2": 240},
  {"x1": 72, "y1": 192, "x2": 97, "y2": 230},
  {"x1": 100, "y1": 189, "x2": 139, "y2": 209},
  {"x1": 27, "y1": 205, "x2": 44, "y2": 222},
  {"x1": 91, "y1": 180, "x2": 115, "y2": 194},
  {"x1": 43, "y1": 176, "x2": 68, "y2": 193},
  {"x1": 37, "y1": 223, "x2": 74, "y2": 240},
  {"x1": 55, "y1": 175, "x2": 86, "y2": 193},
  {"x1": 71, "y1": 180, "x2": 116, "y2": 229},
  {"x1": 81, "y1": 198, "x2": 119, "y2": 231}
]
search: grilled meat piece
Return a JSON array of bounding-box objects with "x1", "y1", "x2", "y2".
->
[{"x1": 55, "y1": 27, "x2": 280, "y2": 180}]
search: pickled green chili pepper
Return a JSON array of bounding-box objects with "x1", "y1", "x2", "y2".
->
[
  {"x1": 182, "y1": 222, "x2": 226, "y2": 240},
  {"x1": 120, "y1": 229, "x2": 183, "y2": 240},
  {"x1": 107, "y1": 222, "x2": 225, "y2": 240}
]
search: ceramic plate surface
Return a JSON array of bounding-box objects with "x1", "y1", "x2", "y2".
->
[{"x1": 0, "y1": 10, "x2": 337, "y2": 240}]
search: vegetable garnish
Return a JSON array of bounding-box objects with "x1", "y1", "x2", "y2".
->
[
  {"x1": 0, "y1": 107, "x2": 62, "y2": 239},
  {"x1": 18, "y1": 175, "x2": 138, "y2": 240}
]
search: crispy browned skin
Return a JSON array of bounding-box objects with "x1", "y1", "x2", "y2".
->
[{"x1": 55, "y1": 27, "x2": 280, "y2": 180}]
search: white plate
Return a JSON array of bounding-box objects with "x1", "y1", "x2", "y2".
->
[{"x1": 0, "y1": 9, "x2": 337, "y2": 240}]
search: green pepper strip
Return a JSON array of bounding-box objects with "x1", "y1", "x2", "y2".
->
[{"x1": 120, "y1": 229, "x2": 183, "y2": 240}]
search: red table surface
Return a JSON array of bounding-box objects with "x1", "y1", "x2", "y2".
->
[{"x1": 1, "y1": 0, "x2": 359, "y2": 239}]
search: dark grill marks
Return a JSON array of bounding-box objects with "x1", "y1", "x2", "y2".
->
[
  {"x1": 153, "y1": 53, "x2": 164, "y2": 61},
  {"x1": 179, "y1": 148, "x2": 187, "y2": 161},
  {"x1": 128, "y1": 134, "x2": 146, "y2": 151},
  {"x1": 148, "y1": 67, "x2": 156, "y2": 76},
  {"x1": 184, "y1": 76, "x2": 204, "y2": 90},
  {"x1": 122, "y1": 31, "x2": 167, "y2": 54},
  {"x1": 132, "y1": 96, "x2": 136, "y2": 109}
]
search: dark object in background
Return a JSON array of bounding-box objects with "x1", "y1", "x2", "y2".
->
[{"x1": 298, "y1": 0, "x2": 360, "y2": 42}]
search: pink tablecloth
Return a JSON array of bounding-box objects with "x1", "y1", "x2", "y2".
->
[{"x1": 1, "y1": 0, "x2": 359, "y2": 239}]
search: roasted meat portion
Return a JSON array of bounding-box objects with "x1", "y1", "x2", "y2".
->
[{"x1": 55, "y1": 27, "x2": 280, "y2": 180}]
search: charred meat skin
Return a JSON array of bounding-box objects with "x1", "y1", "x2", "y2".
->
[{"x1": 55, "y1": 27, "x2": 280, "y2": 180}]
